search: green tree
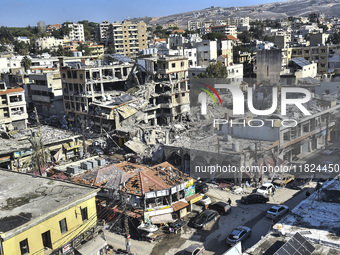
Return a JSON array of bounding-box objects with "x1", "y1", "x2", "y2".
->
[
  {"x1": 238, "y1": 30, "x2": 252, "y2": 43},
  {"x1": 105, "y1": 44, "x2": 115, "y2": 54},
  {"x1": 197, "y1": 61, "x2": 227, "y2": 78},
  {"x1": 263, "y1": 35, "x2": 275, "y2": 43},
  {"x1": 76, "y1": 43, "x2": 92, "y2": 56},
  {"x1": 328, "y1": 32, "x2": 340, "y2": 44},
  {"x1": 202, "y1": 32, "x2": 225, "y2": 41},
  {"x1": 14, "y1": 41, "x2": 30, "y2": 55},
  {"x1": 21, "y1": 55, "x2": 31, "y2": 70}
]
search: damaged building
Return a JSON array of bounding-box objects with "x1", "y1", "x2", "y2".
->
[
  {"x1": 0, "y1": 81, "x2": 28, "y2": 132},
  {"x1": 0, "y1": 125, "x2": 81, "y2": 171},
  {"x1": 28, "y1": 72, "x2": 64, "y2": 116},
  {"x1": 59, "y1": 55, "x2": 138, "y2": 131},
  {"x1": 138, "y1": 55, "x2": 190, "y2": 125}
]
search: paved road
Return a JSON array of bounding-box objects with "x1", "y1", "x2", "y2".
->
[
  {"x1": 105, "y1": 148, "x2": 332, "y2": 255},
  {"x1": 163, "y1": 183, "x2": 316, "y2": 255}
]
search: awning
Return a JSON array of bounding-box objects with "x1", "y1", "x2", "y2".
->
[
  {"x1": 172, "y1": 201, "x2": 189, "y2": 212},
  {"x1": 0, "y1": 156, "x2": 10, "y2": 163},
  {"x1": 63, "y1": 141, "x2": 81, "y2": 151},
  {"x1": 150, "y1": 213, "x2": 175, "y2": 224},
  {"x1": 76, "y1": 235, "x2": 107, "y2": 255},
  {"x1": 185, "y1": 194, "x2": 203, "y2": 204}
]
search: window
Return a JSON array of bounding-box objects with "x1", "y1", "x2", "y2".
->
[
  {"x1": 81, "y1": 207, "x2": 88, "y2": 221},
  {"x1": 181, "y1": 62, "x2": 184, "y2": 67},
  {"x1": 172, "y1": 63, "x2": 176, "y2": 68},
  {"x1": 42, "y1": 230, "x2": 52, "y2": 249},
  {"x1": 20, "y1": 239, "x2": 29, "y2": 254},
  {"x1": 59, "y1": 218, "x2": 68, "y2": 233}
]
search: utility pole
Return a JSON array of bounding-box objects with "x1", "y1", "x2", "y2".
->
[
  {"x1": 81, "y1": 118, "x2": 87, "y2": 158},
  {"x1": 34, "y1": 107, "x2": 43, "y2": 176},
  {"x1": 326, "y1": 112, "x2": 329, "y2": 146},
  {"x1": 123, "y1": 193, "x2": 131, "y2": 253}
]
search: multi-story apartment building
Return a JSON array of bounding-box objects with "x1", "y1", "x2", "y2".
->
[
  {"x1": 0, "y1": 81, "x2": 27, "y2": 132},
  {"x1": 222, "y1": 103, "x2": 340, "y2": 162},
  {"x1": 210, "y1": 25, "x2": 237, "y2": 38},
  {"x1": 196, "y1": 40, "x2": 218, "y2": 66},
  {"x1": 96, "y1": 20, "x2": 111, "y2": 43},
  {"x1": 256, "y1": 49, "x2": 282, "y2": 85},
  {"x1": 107, "y1": 21, "x2": 147, "y2": 56},
  {"x1": 291, "y1": 45, "x2": 340, "y2": 74},
  {"x1": 29, "y1": 72, "x2": 64, "y2": 116},
  {"x1": 66, "y1": 23, "x2": 85, "y2": 42},
  {"x1": 59, "y1": 57, "x2": 134, "y2": 130},
  {"x1": 34, "y1": 36, "x2": 65, "y2": 51},
  {"x1": 140, "y1": 55, "x2": 190, "y2": 125}
]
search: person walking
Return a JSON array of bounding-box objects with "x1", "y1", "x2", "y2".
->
[{"x1": 228, "y1": 198, "x2": 231, "y2": 206}]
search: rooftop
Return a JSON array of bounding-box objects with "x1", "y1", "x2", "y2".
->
[
  {"x1": 0, "y1": 125, "x2": 80, "y2": 155},
  {"x1": 0, "y1": 169, "x2": 98, "y2": 239}
]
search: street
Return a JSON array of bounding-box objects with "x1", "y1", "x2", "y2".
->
[{"x1": 104, "y1": 147, "x2": 338, "y2": 255}]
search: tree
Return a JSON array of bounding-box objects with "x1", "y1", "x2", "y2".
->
[
  {"x1": 21, "y1": 55, "x2": 31, "y2": 70},
  {"x1": 197, "y1": 61, "x2": 227, "y2": 78},
  {"x1": 238, "y1": 31, "x2": 252, "y2": 43},
  {"x1": 24, "y1": 109, "x2": 51, "y2": 176},
  {"x1": 328, "y1": 32, "x2": 340, "y2": 44},
  {"x1": 202, "y1": 32, "x2": 225, "y2": 41},
  {"x1": 14, "y1": 41, "x2": 30, "y2": 55},
  {"x1": 105, "y1": 44, "x2": 115, "y2": 54},
  {"x1": 76, "y1": 43, "x2": 92, "y2": 56}
]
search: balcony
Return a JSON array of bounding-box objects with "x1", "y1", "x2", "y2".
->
[{"x1": 31, "y1": 95, "x2": 51, "y2": 103}]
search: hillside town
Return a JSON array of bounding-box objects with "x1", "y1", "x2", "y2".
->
[{"x1": 0, "y1": 5, "x2": 340, "y2": 255}]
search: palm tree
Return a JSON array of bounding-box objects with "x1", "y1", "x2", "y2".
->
[
  {"x1": 24, "y1": 108, "x2": 51, "y2": 175},
  {"x1": 21, "y1": 55, "x2": 31, "y2": 71}
]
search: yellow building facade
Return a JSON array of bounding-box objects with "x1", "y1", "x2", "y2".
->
[{"x1": 0, "y1": 170, "x2": 100, "y2": 255}]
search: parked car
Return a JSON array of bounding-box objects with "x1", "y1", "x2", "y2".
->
[
  {"x1": 286, "y1": 178, "x2": 310, "y2": 190},
  {"x1": 266, "y1": 205, "x2": 289, "y2": 219},
  {"x1": 256, "y1": 183, "x2": 275, "y2": 195},
  {"x1": 192, "y1": 209, "x2": 219, "y2": 229},
  {"x1": 272, "y1": 174, "x2": 295, "y2": 187},
  {"x1": 104, "y1": 147, "x2": 115, "y2": 155},
  {"x1": 241, "y1": 193, "x2": 269, "y2": 204},
  {"x1": 208, "y1": 202, "x2": 231, "y2": 215},
  {"x1": 322, "y1": 148, "x2": 337, "y2": 155},
  {"x1": 226, "y1": 226, "x2": 251, "y2": 245},
  {"x1": 89, "y1": 146, "x2": 104, "y2": 155},
  {"x1": 195, "y1": 183, "x2": 209, "y2": 194},
  {"x1": 197, "y1": 194, "x2": 212, "y2": 206},
  {"x1": 125, "y1": 154, "x2": 141, "y2": 163},
  {"x1": 181, "y1": 244, "x2": 205, "y2": 255}
]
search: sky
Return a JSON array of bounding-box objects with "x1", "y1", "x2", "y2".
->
[{"x1": 0, "y1": 0, "x2": 282, "y2": 27}]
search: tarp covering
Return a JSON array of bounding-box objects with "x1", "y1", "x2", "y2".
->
[
  {"x1": 150, "y1": 213, "x2": 174, "y2": 224},
  {"x1": 76, "y1": 235, "x2": 107, "y2": 255}
]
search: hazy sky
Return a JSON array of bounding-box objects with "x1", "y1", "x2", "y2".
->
[{"x1": 1, "y1": 0, "x2": 282, "y2": 27}]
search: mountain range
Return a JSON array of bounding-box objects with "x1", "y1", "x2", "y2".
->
[{"x1": 130, "y1": 0, "x2": 340, "y2": 27}]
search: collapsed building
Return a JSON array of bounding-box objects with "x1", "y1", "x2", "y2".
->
[{"x1": 0, "y1": 125, "x2": 81, "y2": 171}]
